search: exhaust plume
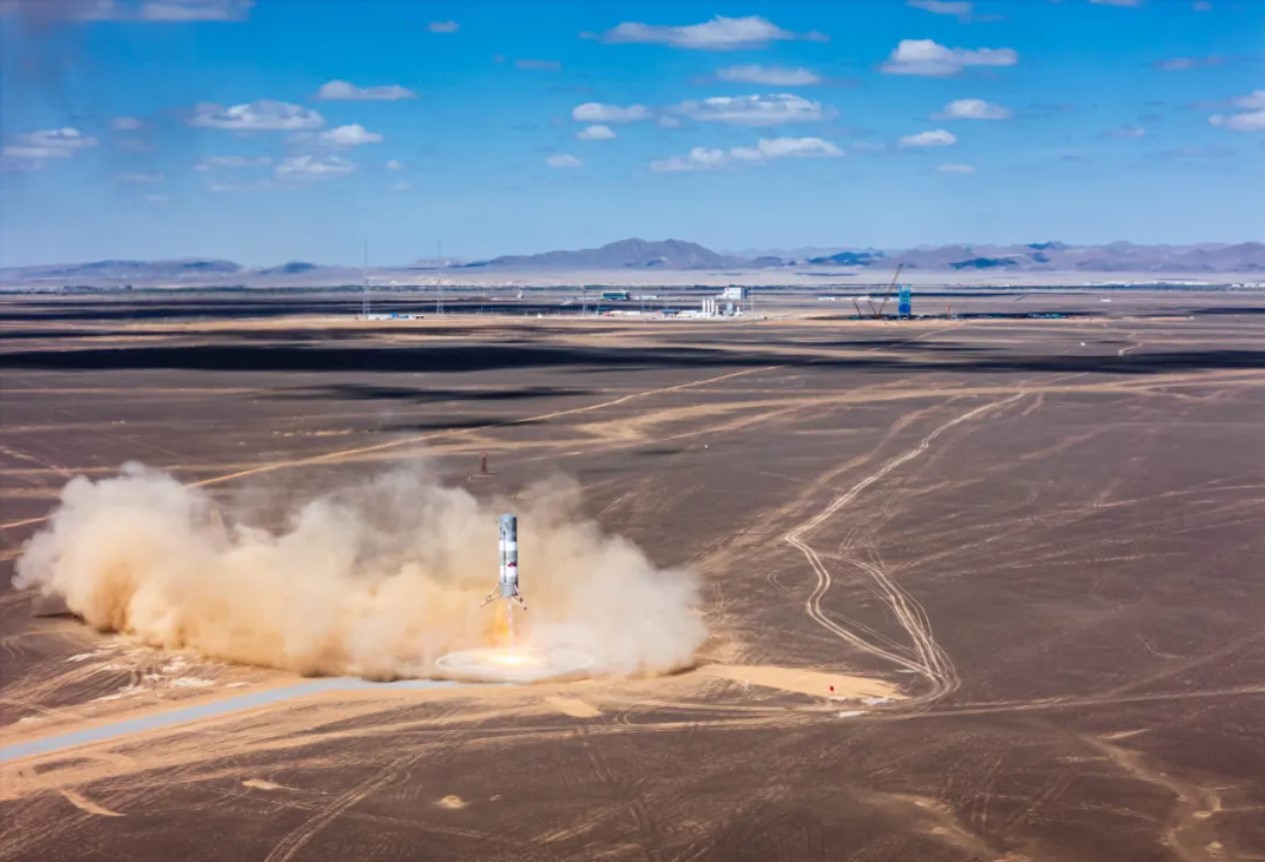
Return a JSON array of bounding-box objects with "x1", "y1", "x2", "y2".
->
[{"x1": 14, "y1": 463, "x2": 706, "y2": 679}]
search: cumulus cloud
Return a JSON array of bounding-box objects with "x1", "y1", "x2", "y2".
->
[
  {"x1": 577, "y1": 124, "x2": 616, "y2": 140},
  {"x1": 13, "y1": 465, "x2": 705, "y2": 679},
  {"x1": 139, "y1": 0, "x2": 253, "y2": 19},
  {"x1": 937, "y1": 162, "x2": 975, "y2": 173},
  {"x1": 428, "y1": 19, "x2": 458, "y2": 33},
  {"x1": 898, "y1": 129, "x2": 958, "y2": 148},
  {"x1": 1151, "y1": 145, "x2": 1233, "y2": 159},
  {"x1": 715, "y1": 64, "x2": 821, "y2": 86},
  {"x1": 385, "y1": 159, "x2": 403, "y2": 170},
  {"x1": 189, "y1": 100, "x2": 324, "y2": 131},
  {"x1": 193, "y1": 155, "x2": 271, "y2": 171},
  {"x1": 7, "y1": 0, "x2": 254, "y2": 21},
  {"x1": 935, "y1": 98, "x2": 1011, "y2": 120},
  {"x1": 315, "y1": 80, "x2": 416, "y2": 101},
  {"x1": 315, "y1": 124, "x2": 383, "y2": 147},
  {"x1": 275, "y1": 154, "x2": 355, "y2": 180},
  {"x1": 658, "y1": 116, "x2": 682, "y2": 129},
  {"x1": 881, "y1": 39, "x2": 1018, "y2": 76},
  {"x1": 672, "y1": 93, "x2": 830, "y2": 126},
  {"x1": 1208, "y1": 90, "x2": 1265, "y2": 132},
  {"x1": 1154, "y1": 55, "x2": 1225, "y2": 71},
  {"x1": 111, "y1": 116, "x2": 143, "y2": 131},
  {"x1": 516, "y1": 59, "x2": 561, "y2": 71},
  {"x1": 2, "y1": 127, "x2": 99, "y2": 168},
  {"x1": 1101, "y1": 124, "x2": 1146, "y2": 139},
  {"x1": 572, "y1": 102, "x2": 652, "y2": 123},
  {"x1": 908, "y1": 0, "x2": 972, "y2": 20},
  {"x1": 546, "y1": 154, "x2": 583, "y2": 168},
  {"x1": 598, "y1": 15, "x2": 821, "y2": 50},
  {"x1": 650, "y1": 136, "x2": 842, "y2": 172}
]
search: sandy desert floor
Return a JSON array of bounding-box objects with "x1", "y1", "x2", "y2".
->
[{"x1": 1, "y1": 290, "x2": 1263, "y2": 861}]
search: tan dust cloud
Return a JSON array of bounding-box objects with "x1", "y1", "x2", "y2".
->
[{"x1": 13, "y1": 463, "x2": 706, "y2": 679}]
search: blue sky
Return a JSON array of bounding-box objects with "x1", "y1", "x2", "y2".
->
[{"x1": 1, "y1": 0, "x2": 1262, "y2": 266}]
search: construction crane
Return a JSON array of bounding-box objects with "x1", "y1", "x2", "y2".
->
[{"x1": 869, "y1": 263, "x2": 904, "y2": 319}]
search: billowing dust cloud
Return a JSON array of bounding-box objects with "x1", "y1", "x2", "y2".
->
[{"x1": 14, "y1": 463, "x2": 706, "y2": 679}]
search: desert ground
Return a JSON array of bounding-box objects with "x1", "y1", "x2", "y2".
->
[{"x1": 1, "y1": 288, "x2": 1263, "y2": 862}]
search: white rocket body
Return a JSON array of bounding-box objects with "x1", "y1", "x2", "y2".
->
[
  {"x1": 481, "y1": 514, "x2": 526, "y2": 610},
  {"x1": 498, "y1": 514, "x2": 519, "y2": 599}
]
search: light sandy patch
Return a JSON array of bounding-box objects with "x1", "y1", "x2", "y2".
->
[
  {"x1": 543, "y1": 696, "x2": 602, "y2": 718},
  {"x1": 60, "y1": 788, "x2": 123, "y2": 817},
  {"x1": 700, "y1": 664, "x2": 903, "y2": 701},
  {"x1": 242, "y1": 779, "x2": 284, "y2": 791},
  {"x1": 437, "y1": 795, "x2": 466, "y2": 809}
]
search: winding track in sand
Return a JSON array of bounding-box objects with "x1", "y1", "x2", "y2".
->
[{"x1": 784, "y1": 394, "x2": 1026, "y2": 704}]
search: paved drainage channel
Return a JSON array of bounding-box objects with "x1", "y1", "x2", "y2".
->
[{"x1": 0, "y1": 678, "x2": 481, "y2": 764}]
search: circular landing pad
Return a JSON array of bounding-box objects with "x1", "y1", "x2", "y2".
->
[{"x1": 435, "y1": 647, "x2": 594, "y2": 683}]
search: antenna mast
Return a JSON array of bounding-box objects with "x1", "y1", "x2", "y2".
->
[
  {"x1": 437, "y1": 236, "x2": 444, "y2": 316},
  {"x1": 361, "y1": 238, "x2": 369, "y2": 319}
]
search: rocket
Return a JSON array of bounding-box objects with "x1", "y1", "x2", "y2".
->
[{"x1": 481, "y1": 514, "x2": 527, "y2": 609}]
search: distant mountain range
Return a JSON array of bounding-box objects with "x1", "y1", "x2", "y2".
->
[
  {"x1": 2, "y1": 239, "x2": 1262, "y2": 287},
  {"x1": 465, "y1": 238, "x2": 750, "y2": 270}
]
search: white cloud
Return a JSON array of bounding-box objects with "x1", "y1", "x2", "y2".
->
[
  {"x1": 546, "y1": 154, "x2": 583, "y2": 169},
  {"x1": 428, "y1": 19, "x2": 458, "y2": 33},
  {"x1": 139, "y1": 0, "x2": 253, "y2": 20},
  {"x1": 316, "y1": 124, "x2": 383, "y2": 147},
  {"x1": 937, "y1": 162, "x2": 976, "y2": 173},
  {"x1": 2, "y1": 127, "x2": 99, "y2": 167},
  {"x1": 715, "y1": 64, "x2": 821, "y2": 86},
  {"x1": 650, "y1": 136, "x2": 842, "y2": 172},
  {"x1": 1088, "y1": 0, "x2": 1142, "y2": 6},
  {"x1": 385, "y1": 159, "x2": 404, "y2": 170},
  {"x1": 935, "y1": 98, "x2": 1011, "y2": 120},
  {"x1": 1154, "y1": 55, "x2": 1224, "y2": 71},
  {"x1": 193, "y1": 155, "x2": 272, "y2": 171},
  {"x1": 1208, "y1": 90, "x2": 1265, "y2": 132},
  {"x1": 881, "y1": 39, "x2": 1018, "y2": 77},
  {"x1": 658, "y1": 115, "x2": 682, "y2": 129},
  {"x1": 1101, "y1": 124, "x2": 1146, "y2": 139},
  {"x1": 1224, "y1": 90, "x2": 1265, "y2": 111},
  {"x1": 18, "y1": 0, "x2": 254, "y2": 21},
  {"x1": 598, "y1": 15, "x2": 820, "y2": 51},
  {"x1": 898, "y1": 129, "x2": 958, "y2": 148},
  {"x1": 275, "y1": 154, "x2": 354, "y2": 180},
  {"x1": 111, "y1": 116, "x2": 143, "y2": 131},
  {"x1": 577, "y1": 124, "x2": 616, "y2": 140},
  {"x1": 571, "y1": 102, "x2": 652, "y2": 123},
  {"x1": 672, "y1": 93, "x2": 829, "y2": 126},
  {"x1": 117, "y1": 171, "x2": 164, "y2": 182},
  {"x1": 315, "y1": 80, "x2": 416, "y2": 101},
  {"x1": 189, "y1": 100, "x2": 324, "y2": 131},
  {"x1": 516, "y1": 59, "x2": 561, "y2": 71},
  {"x1": 908, "y1": 0, "x2": 972, "y2": 19}
]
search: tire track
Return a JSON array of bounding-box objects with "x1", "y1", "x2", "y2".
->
[{"x1": 784, "y1": 394, "x2": 1025, "y2": 704}]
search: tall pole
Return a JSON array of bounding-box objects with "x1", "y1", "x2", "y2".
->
[
  {"x1": 362, "y1": 237, "x2": 369, "y2": 319},
  {"x1": 437, "y1": 237, "x2": 444, "y2": 316}
]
